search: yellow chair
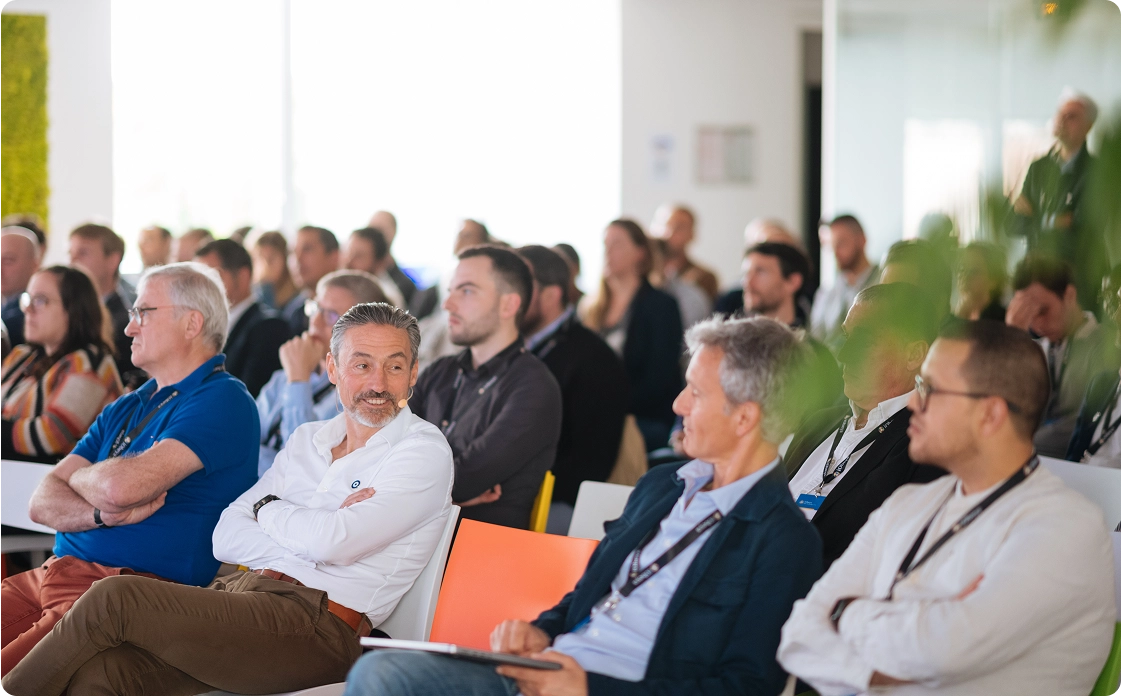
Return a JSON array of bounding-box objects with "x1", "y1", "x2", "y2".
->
[{"x1": 528, "y1": 471, "x2": 555, "y2": 533}]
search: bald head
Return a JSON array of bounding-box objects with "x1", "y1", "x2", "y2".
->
[
  {"x1": 744, "y1": 218, "x2": 802, "y2": 250},
  {"x1": 367, "y1": 211, "x2": 398, "y2": 248},
  {"x1": 1, "y1": 228, "x2": 42, "y2": 298}
]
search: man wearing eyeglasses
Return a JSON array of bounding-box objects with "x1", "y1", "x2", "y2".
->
[
  {"x1": 254, "y1": 270, "x2": 387, "y2": 476},
  {"x1": 0, "y1": 262, "x2": 260, "y2": 676},
  {"x1": 779, "y1": 320, "x2": 1116, "y2": 695},
  {"x1": 784, "y1": 283, "x2": 946, "y2": 569}
]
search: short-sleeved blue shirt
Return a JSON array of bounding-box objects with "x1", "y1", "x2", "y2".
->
[{"x1": 57, "y1": 354, "x2": 259, "y2": 585}]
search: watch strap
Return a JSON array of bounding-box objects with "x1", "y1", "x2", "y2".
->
[
  {"x1": 253, "y1": 494, "x2": 281, "y2": 520},
  {"x1": 93, "y1": 508, "x2": 109, "y2": 529}
]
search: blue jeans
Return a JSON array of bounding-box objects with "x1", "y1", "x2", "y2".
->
[{"x1": 344, "y1": 650, "x2": 521, "y2": 696}]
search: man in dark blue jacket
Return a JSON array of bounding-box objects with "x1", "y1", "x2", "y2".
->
[{"x1": 344, "y1": 315, "x2": 823, "y2": 696}]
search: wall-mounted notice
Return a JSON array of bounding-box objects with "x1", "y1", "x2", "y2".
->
[
  {"x1": 696, "y1": 125, "x2": 754, "y2": 185},
  {"x1": 649, "y1": 134, "x2": 674, "y2": 184}
]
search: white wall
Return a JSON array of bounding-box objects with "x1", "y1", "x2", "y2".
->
[
  {"x1": 3, "y1": 0, "x2": 114, "y2": 266},
  {"x1": 621, "y1": 0, "x2": 823, "y2": 288}
]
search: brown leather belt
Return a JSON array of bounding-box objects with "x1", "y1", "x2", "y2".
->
[{"x1": 250, "y1": 569, "x2": 370, "y2": 636}]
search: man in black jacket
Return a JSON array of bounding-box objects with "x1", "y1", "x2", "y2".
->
[
  {"x1": 518, "y1": 246, "x2": 629, "y2": 530},
  {"x1": 197, "y1": 239, "x2": 290, "y2": 397},
  {"x1": 784, "y1": 282, "x2": 945, "y2": 569}
]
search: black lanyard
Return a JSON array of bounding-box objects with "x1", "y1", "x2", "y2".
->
[
  {"x1": 263, "y1": 380, "x2": 336, "y2": 449},
  {"x1": 439, "y1": 369, "x2": 498, "y2": 436},
  {"x1": 818, "y1": 414, "x2": 895, "y2": 490},
  {"x1": 887, "y1": 455, "x2": 1039, "y2": 599},
  {"x1": 108, "y1": 364, "x2": 225, "y2": 458},
  {"x1": 1086, "y1": 380, "x2": 1121, "y2": 457},
  {"x1": 620, "y1": 509, "x2": 723, "y2": 601}
]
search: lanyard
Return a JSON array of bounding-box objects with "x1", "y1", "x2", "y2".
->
[
  {"x1": 440, "y1": 369, "x2": 498, "y2": 436},
  {"x1": 887, "y1": 455, "x2": 1039, "y2": 599},
  {"x1": 108, "y1": 364, "x2": 224, "y2": 458},
  {"x1": 263, "y1": 380, "x2": 336, "y2": 449},
  {"x1": 817, "y1": 414, "x2": 895, "y2": 493},
  {"x1": 1086, "y1": 380, "x2": 1121, "y2": 457}
]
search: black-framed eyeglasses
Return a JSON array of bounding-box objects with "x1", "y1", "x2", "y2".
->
[
  {"x1": 127, "y1": 305, "x2": 184, "y2": 327},
  {"x1": 19, "y1": 292, "x2": 51, "y2": 312},
  {"x1": 304, "y1": 299, "x2": 341, "y2": 326},
  {"x1": 914, "y1": 375, "x2": 1021, "y2": 414}
]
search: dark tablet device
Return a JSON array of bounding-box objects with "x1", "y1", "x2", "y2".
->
[{"x1": 359, "y1": 638, "x2": 564, "y2": 670}]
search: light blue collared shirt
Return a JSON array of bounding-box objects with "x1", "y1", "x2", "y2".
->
[
  {"x1": 525, "y1": 306, "x2": 576, "y2": 352},
  {"x1": 255, "y1": 367, "x2": 338, "y2": 477},
  {"x1": 552, "y1": 457, "x2": 780, "y2": 681}
]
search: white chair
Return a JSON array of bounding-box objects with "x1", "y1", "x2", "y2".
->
[
  {"x1": 2, "y1": 459, "x2": 57, "y2": 560},
  {"x1": 200, "y1": 506, "x2": 461, "y2": 696},
  {"x1": 567, "y1": 481, "x2": 634, "y2": 541},
  {"x1": 1040, "y1": 456, "x2": 1121, "y2": 531}
]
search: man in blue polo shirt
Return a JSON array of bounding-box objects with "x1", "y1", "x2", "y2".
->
[{"x1": 0, "y1": 262, "x2": 258, "y2": 676}]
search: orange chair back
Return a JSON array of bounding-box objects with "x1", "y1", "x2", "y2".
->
[{"x1": 429, "y1": 519, "x2": 599, "y2": 649}]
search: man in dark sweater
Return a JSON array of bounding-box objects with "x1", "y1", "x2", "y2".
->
[
  {"x1": 410, "y1": 246, "x2": 562, "y2": 529},
  {"x1": 518, "y1": 246, "x2": 629, "y2": 531}
]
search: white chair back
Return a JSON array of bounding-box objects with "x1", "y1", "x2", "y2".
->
[
  {"x1": 376, "y1": 505, "x2": 460, "y2": 641},
  {"x1": 1040, "y1": 456, "x2": 1121, "y2": 531},
  {"x1": 1113, "y1": 532, "x2": 1121, "y2": 622},
  {"x1": 2, "y1": 459, "x2": 57, "y2": 534},
  {"x1": 567, "y1": 481, "x2": 634, "y2": 541}
]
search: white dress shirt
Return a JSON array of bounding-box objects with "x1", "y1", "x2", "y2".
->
[
  {"x1": 213, "y1": 407, "x2": 454, "y2": 626},
  {"x1": 788, "y1": 391, "x2": 913, "y2": 519},
  {"x1": 778, "y1": 466, "x2": 1116, "y2": 695}
]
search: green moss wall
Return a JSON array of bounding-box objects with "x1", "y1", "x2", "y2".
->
[{"x1": 1, "y1": 13, "x2": 49, "y2": 225}]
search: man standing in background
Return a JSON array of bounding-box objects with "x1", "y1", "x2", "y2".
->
[{"x1": 810, "y1": 215, "x2": 878, "y2": 351}]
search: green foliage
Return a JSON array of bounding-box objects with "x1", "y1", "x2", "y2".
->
[{"x1": 1, "y1": 13, "x2": 50, "y2": 226}]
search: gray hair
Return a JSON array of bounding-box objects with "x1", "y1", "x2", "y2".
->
[
  {"x1": 685, "y1": 315, "x2": 806, "y2": 443},
  {"x1": 1059, "y1": 86, "x2": 1099, "y2": 125},
  {"x1": 138, "y1": 262, "x2": 229, "y2": 352},
  {"x1": 317, "y1": 270, "x2": 389, "y2": 306},
  {"x1": 330, "y1": 302, "x2": 421, "y2": 366}
]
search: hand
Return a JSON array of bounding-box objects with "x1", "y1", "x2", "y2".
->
[
  {"x1": 496, "y1": 651, "x2": 587, "y2": 696},
  {"x1": 1012, "y1": 195, "x2": 1034, "y2": 217},
  {"x1": 340, "y1": 487, "x2": 376, "y2": 509},
  {"x1": 491, "y1": 620, "x2": 551, "y2": 656},
  {"x1": 99, "y1": 492, "x2": 167, "y2": 527},
  {"x1": 1005, "y1": 290, "x2": 1041, "y2": 330},
  {"x1": 1054, "y1": 211, "x2": 1073, "y2": 229},
  {"x1": 870, "y1": 671, "x2": 913, "y2": 687},
  {"x1": 279, "y1": 333, "x2": 328, "y2": 383},
  {"x1": 955, "y1": 574, "x2": 984, "y2": 600},
  {"x1": 460, "y1": 484, "x2": 502, "y2": 507}
]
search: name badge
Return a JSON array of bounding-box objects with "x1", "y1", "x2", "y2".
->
[{"x1": 796, "y1": 493, "x2": 825, "y2": 511}]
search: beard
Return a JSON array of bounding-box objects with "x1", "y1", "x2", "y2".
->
[
  {"x1": 448, "y1": 311, "x2": 500, "y2": 347},
  {"x1": 345, "y1": 389, "x2": 402, "y2": 429}
]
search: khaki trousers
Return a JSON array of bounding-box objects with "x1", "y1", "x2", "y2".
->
[{"x1": 1, "y1": 570, "x2": 363, "y2": 696}]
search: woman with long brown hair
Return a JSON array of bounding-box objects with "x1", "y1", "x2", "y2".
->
[
  {"x1": 583, "y1": 219, "x2": 683, "y2": 451},
  {"x1": 1, "y1": 266, "x2": 122, "y2": 462}
]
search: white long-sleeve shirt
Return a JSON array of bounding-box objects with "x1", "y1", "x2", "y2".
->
[
  {"x1": 213, "y1": 407, "x2": 454, "y2": 627},
  {"x1": 778, "y1": 466, "x2": 1116, "y2": 695}
]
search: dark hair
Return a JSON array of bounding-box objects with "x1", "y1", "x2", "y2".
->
[
  {"x1": 884, "y1": 239, "x2": 952, "y2": 312},
  {"x1": 458, "y1": 245, "x2": 534, "y2": 324},
  {"x1": 608, "y1": 218, "x2": 654, "y2": 277},
  {"x1": 745, "y1": 242, "x2": 810, "y2": 285},
  {"x1": 518, "y1": 245, "x2": 571, "y2": 305},
  {"x1": 852, "y1": 282, "x2": 939, "y2": 345},
  {"x1": 351, "y1": 227, "x2": 389, "y2": 262},
  {"x1": 3, "y1": 214, "x2": 48, "y2": 247},
  {"x1": 960, "y1": 242, "x2": 1008, "y2": 305},
  {"x1": 1012, "y1": 253, "x2": 1073, "y2": 298},
  {"x1": 298, "y1": 225, "x2": 340, "y2": 254},
  {"x1": 828, "y1": 214, "x2": 865, "y2": 236},
  {"x1": 70, "y1": 223, "x2": 125, "y2": 262},
  {"x1": 939, "y1": 319, "x2": 1049, "y2": 439},
  {"x1": 196, "y1": 238, "x2": 253, "y2": 274},
  {"x1": 253, "y1": 230, "x2": 288, "y2": 256},
  {"x1": 553, "y1": 243, "x2": 580, "y2": 270},
  {"x1": 28, "y1": 265, "x2": 115, "y2": 376},
  {"x1": 464, "y1": 219, "x2": 491, "y2": 241}
]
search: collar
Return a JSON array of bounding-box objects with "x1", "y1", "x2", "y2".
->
[
  {"x1": 849, "y1": 390, "x2": 913, "y2": 431},
  {"x1": 312, "y1": 405, "x2": 415, "y2": 459},
  {"x1": 227, "y1": 296, "x2": 257, "y2": 330},
  {"x1": 843, "y1": 263, "x2": 878, "y2": 290},
  {"x1": 454, "y1": 337, "x2": 525, "y2": 376},
  {"x1": 1057, "y1": 143, "x2": 1088, "y2": 174},
  {"x1": 137, "y1": 353, "x2": 226, "y2": 401},
  {"x1": 674, "y1": 457, "x2": 781, "y2": 515},
  {"x1": 525, "y1": 306, "x2": 576, "y2": 351}
]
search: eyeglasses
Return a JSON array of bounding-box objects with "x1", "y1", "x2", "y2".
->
[
  {"x1": 913, "y1": 375, "x2": 1021, "y2": 414},
  {"x1": 19, "y1": 293, "x2": 51, "y2": 312},
  {"x1": 127, "y1": 305, "x2": 184, "y2": 327},
  {"x1": 304, "y1": 299, "x2": 341, "y2": 326}
]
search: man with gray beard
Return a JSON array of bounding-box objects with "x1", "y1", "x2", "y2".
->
[
  {"x1": 3, "y1": 303, "x2": 455, "y2": 696},
  {"x1": 410, "y1": 245, "x2": 563, "y2": 529}
]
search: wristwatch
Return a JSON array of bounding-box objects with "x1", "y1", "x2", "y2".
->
[
  {"x1": 253, "y1": 494, "x2": 281, "y2": 519},
  {"x1": 830, "y1": 596, "x2": 859, "y2": 630},
  {"x1": 93, "y1": 508, "x2": 109, "y2": 529}
]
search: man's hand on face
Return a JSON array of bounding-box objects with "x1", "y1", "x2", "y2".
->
[
  {"x1": 490, "y1": 620, "x2": 551, "y2": 656},
  {"x1": 1005, "y1": 290, "x2": 1042, "y2": 331},
  {"x1": 280, "y1": 332, "x2": 328, "y2": 383},
  {"x1": 496, "y1": 651, "x2": 588, "y2": 696},
  {"x1": 99, "y1": 492, "x2": 167, "y2": 527}
]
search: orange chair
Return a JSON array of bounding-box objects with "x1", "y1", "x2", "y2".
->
[{"x1": 428, "y1": 519, "x2": 598, "y2": 650}]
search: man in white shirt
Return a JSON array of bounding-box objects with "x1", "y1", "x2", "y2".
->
[
  {"x1": 3, "y1": 303, "x2": 455, "y2": 696},
  {"x1": 785, "y1": 282, "x2": 945, "y2": 568},
  {"x1": 810, "y1": 214, "x2": 879, "y2": 351},
  {"x1": 779, "y1": 320, "x2": 1117, "y2": 695}
]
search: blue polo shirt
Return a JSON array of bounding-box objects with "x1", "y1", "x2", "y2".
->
[{"x1": 57, "y1": 354, "x2": 259, "y2": 585}]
